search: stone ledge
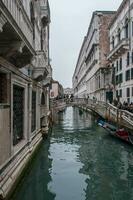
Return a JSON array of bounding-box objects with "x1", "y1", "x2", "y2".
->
[{"x1": 0, "y1": 132, "x2": 42, "y2": 199}]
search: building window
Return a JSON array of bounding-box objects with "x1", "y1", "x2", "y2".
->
[
  {"x1": 127, "y1": 52, "x2": 130, "y2": 66},
  {"x1": 116, "y1": 60, "x2": 119, "y2": 72},
  {"x1": 112, "y1": 36, "x2": 115, "y2": 49},
  {"x1": 127, "y1": 87, "x2": 130, "y2": 97},
  {"x1": 119, "y1": 73, "x2": 123, "y2": 83},
  {"x1": 126, "y1": 70, "x2": 130, "y2": 81},
  {"x1": 112, "y1": 64, "x2": 115, "y2": 85},
  {"x1": 119, "y1": 58, "x2": 122, "y2": 70},
  {"x1": 132, "y1": 87, "x2": 133, "y2": 97},
  {"x1": 118, "y1": 28, "x2": 121, "y2": 42},
  {"x1": 30, "y1": 2, "x2": 35, "y2": 40},
  {"x1": 127, "y1": 87, "x2": 130, "y2": 103},
  {"x1": 125, "y1": 18, "x2": 129, "y2": 38},
  {"x1": 116, "y1": 90, "x2": 118, "y2": 98},
  {"x1": 119, "y1": 89, "x2": 122, "y2": 98},
  {"x1": 0, "y1": 73, "x2": 8, "y2": 103},
  {"x1": 13, "y1": 85, "x2": 24, "y2": 146},
  {"x1": 131, "y1": 68, "x2": 133, "y2": 79},
  {"x1": 132, "y1": 21, "x2": 133, "y2": 36},
  {"x1": 31, "y1": 91, "x2": 36, "y2": 132},
  {"x1": 41, "y1": 93, "x2": 45, "y2": 105},
  {"x1": 131, "y1": 52, "x2": 133, "y2": 64},
  {"x1": 116, "y1": 75, "x2": 118, "y2": 85}
]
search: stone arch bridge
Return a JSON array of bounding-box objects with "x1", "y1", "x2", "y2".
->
[{"x1": 50, "y1": 98, "x2": 133, "y2": 131}]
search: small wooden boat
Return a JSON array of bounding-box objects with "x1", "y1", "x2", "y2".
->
[{"x1": 98, "y1": 119, "x2": 133, "y2": 145}]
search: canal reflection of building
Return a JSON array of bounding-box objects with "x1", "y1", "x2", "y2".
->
[
  {"x1": 52, "y1": 107, "x2": 95, "y2": 145},
  {"x1": 52, "y1": 106, "x2": 133, "y2": 200},
  {"x1": 77, "y1": 128, "x2": 133, "y2": 200},
  {"x1": 11, "y1": 140, "x2": 56, "y2": 200},
  {"x1": 44, "y1": 107, "x2": 133, "y2": 199}
]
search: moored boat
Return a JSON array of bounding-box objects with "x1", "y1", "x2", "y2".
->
[{"x1": 98, "y1": 119, "x2": 133, "y2": 145}]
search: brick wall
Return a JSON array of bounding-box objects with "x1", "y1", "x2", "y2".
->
[{"x1": 99, "y1": 14, "x2": 115, "y2": 67}]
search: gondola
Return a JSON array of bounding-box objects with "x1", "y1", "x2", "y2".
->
[{"x1": 98, "y1": 119, "x2": 133, "y2": 145}]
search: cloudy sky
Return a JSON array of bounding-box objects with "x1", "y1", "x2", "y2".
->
[{"x1": 49, "y1": 0, "x2": 122, "y2": 88}]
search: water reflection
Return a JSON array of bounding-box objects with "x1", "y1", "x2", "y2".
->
[
  {"x1": 11, "y1": 107, "x2": 133, "y2": 200},
  {"x1": 11, "y1": 139, "x2": 56, "y2": 200}
]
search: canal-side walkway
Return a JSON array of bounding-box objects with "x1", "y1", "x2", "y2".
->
[{"x1": 10, "y1": 107, "x2": 133, "y2": 200}]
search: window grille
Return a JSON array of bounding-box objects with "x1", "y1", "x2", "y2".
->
[
  {"x1": 13, "y1": 85, "x2": 24, "y2": 145},
  {"x1": 0, "y1": 73, "x2": 7, "y2": 103},
  {"x1": 31, "y1": 91, "x2": 36, "y2": 132}
]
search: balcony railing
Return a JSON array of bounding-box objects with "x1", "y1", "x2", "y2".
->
[
  {"x1": 108, "y1": 38, "x2": 129, "y2": 61},
  {"x1": 43, "y1": 65, "x2": 52, "y2": 86},
  {"x1": 1, "y1": 0, "x2": 34, "y2": 50},
  {"x1": 32, "y1": 51, "x2": 48, "y2": 81}
]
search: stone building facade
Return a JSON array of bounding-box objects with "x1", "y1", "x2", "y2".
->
[
  {"x1": 0, "y1": 0, "x2": 52, "y2": 198},
  {"x1": 73, "y1": 11, "x2": 115, "y2": 101},
  {"x1": 72, "y1": 37, "x2": 87, "y2": 98},
  {"x1": 108, "y1": 0, "x2": 133, "y2": 103},
  {"x1": 50, "y1": 80, "x2": 64, "y2": 99},
  {"x1": 64, "y1": 87, "x2": 73, "y2": 97}
]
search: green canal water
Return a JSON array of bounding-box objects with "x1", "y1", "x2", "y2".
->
[{"x1": 11, "y1": 107, "x2": 133, "y2": 200}]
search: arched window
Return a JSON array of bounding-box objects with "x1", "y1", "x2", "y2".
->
[
  {"x1": 125, "y1": 18, "x2": 129, "y2": 38},
  {"x1": 30, "y1": 1, "x2": 35, "y2": 40},
  {"x1": 118, "y1": 28, "x2": 121, "y2": 42}
]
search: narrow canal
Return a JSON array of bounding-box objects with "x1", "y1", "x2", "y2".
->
[{"x1": 11, "y1": 107, "x2": 133, "y2": 200}]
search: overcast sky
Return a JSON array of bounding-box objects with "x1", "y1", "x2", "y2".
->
[{"x1": 49, "y1": 0, "x2": 122, "y2": 88}]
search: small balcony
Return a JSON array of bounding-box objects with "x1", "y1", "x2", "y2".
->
[
  {"x1": 32, "y1": 51, "x2": 49, "y2": 82},
  {"x1": 43, "y1": 65, "x2": 52, "y2": 87},
  {"x1": 108, "y1": 38, "x2": 129, "y2": 61},
  {"x1": 0, "y1": 0, "x2": 35, "y2": 68}
]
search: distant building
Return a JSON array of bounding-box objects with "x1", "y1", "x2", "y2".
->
[
  {"x1": 50, "y1": 80, "x2": 64, "y2": 99},
  {"x1": 73, "y1": 11, "x2": 115, "y2": 101},
  {"x1": 64, "y1": 88, "x2": 73, "y2": 97},
  {"x1": 72, "y1": 37, "x2": 87, "y2": 98}
]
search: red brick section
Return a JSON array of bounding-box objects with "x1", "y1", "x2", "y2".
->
[{"x1": 99, "y1": 14, "x2": 115, "y2": 68}]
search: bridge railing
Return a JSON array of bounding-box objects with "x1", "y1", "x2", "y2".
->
[
  {"x1": 73, "y1": 98, "x2": 88, "y2": 105},
  {"x1": 50, "y1": 98, "x2": 66, "y2": 110},
  {"x1": 106, "y1": 103, "x2": 133, "y2": 128},
  {"x1": 121, "y1": 110, "x2": 133, "y2": 126},
  {"x1": 50, "y1": 98, "x2": 133, "y2": 127}
]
